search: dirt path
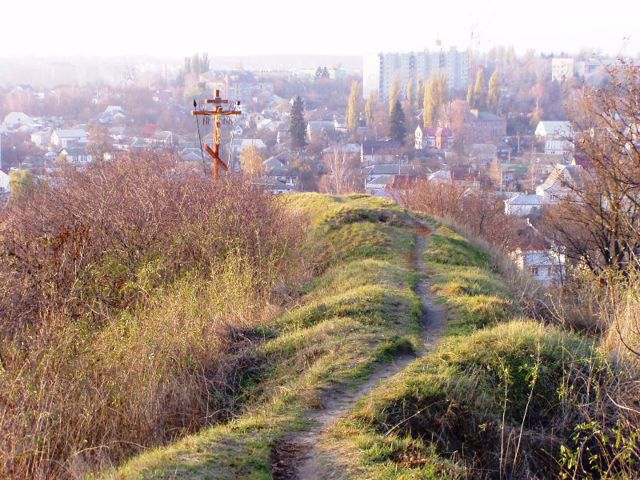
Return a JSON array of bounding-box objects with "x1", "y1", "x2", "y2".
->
[{"x1": 271, "y1": 229, "x2": 446, "y2": 480}]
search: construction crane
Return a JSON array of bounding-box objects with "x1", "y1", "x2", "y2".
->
[{"x1": 192, "y1": 89, "x2": 242, "y2": 181}]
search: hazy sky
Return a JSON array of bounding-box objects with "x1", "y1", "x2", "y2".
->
[{"x1": 1, "y1": 0, "x2": 638, "y2": 58}]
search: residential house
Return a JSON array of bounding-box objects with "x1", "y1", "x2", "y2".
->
[
  {"x1": 30, "y1": 129, "x2": 51, "y2": 147},
  {"x1": 3, "y1": 112, "x2": 36, "y2": 130},
  {"x1": 59, "y1": 146, "x2": 93, "y2": 164},
  {"x1": 231, "y1": 138, "x2": 267, "y2": 156},
  {"x1": 306, "y1": 120, "x2": 336, "y2": 143},
  {"x1": 535, "y1": 163, "x2": 584, "y2": 203},
  {"x1": 415, "y1": 126, "x2": 436, "y2": 150},
  {"x1": 51, "y1": 129, "x2": 89, "y2": 148},
  {"x1": 463, "y1": 110, "x2": 506, "y2": 145},
  {"x1": 361, "y1": 140, "x2": 402, "y2": 165},
  {"x1": 435, "y1": 127, "x2": 454, "y2": 149},
  {"x1": 534, "y1": 121, "x2": 574, "y2": 155},
  {"x1": 504, "y1": 194, "x2": 545, "y2": 217},
  {"x1": 0, "y1": 170, "x2": 10, "y2": 193},
  {"x1": 99, "y1": 105, "x2": 126, "y2": 124},
  {"x1": 512, "y1": 248, "x2": 566, "y2": 286}
]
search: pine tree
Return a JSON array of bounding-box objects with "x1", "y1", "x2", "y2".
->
[
  {"x1": 487, "y1": 70, "x2": 500, "y2": 113},
  {"x1": 473, "y1": 68, "x2": 486, "y2": 110},
  {"x1": 346, "y1": 81, "x2": 362, "y2": 136},
  {"x1": 289, "y1": 96, "x2": 307, "y2": 149},
  {"x1": 389, "y1": 99, "x2": 406, "y2": 142}
]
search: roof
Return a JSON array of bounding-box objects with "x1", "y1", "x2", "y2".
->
[
  {"x1": 3, "y1": 112, "x2": 35, "y2": 126},
  {"x1": 506, "y1": 194, "x2": 544, "y2": 206},
  {"x1": 535, "y1": 121, "x2": 573, "y2": 138},
  {"x1": 428, "y1": 170, "x2": 453, "y2": 182},
  {"x1": 367, "y1": 163, "x2": 412, "y2": 176},
  {"x1": 538, "y1": 164, "x2": 584, "y2": 192},
  {"x1": 53, "y1": 129, "x2": 88, "y2": 139},
  {"x1": 366, "y1": 175, "x2": 395, "y2": 187},
  {"x1": 467, "y1": 110, "x2": 503, "y2": 122},
  {"x1": 518, "y1": 250, "x2": 565, "y2": 267},
  {"x1": 362, "y1": 140, "x2": 402, "y2": 155}
]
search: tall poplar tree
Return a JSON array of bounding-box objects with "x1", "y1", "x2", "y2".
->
[
  {"x1": 487, "y1": 70, "x2": 501, "y2": 113},
  {"x1": 346, "y1": 81, "x2": 362, "y2": 136},
  {"x1": 365, "y1": 90, "x2": 377, "y2": 127},
  {"x1": 389, "y1": 77, "x2": 401, "y2": 114},
  {"x1": 473, "y1": 68, "x2": 486, "y2": 110}
]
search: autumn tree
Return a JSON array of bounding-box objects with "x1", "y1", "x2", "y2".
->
[
  {"x1": 346, "y1": 81, "x2": 362, "y2": 136},
  {"x1": 473, "y1": 68, "x2": 486, "y2": 110},
  {"x1": 541, "y1": 63, "x2": 640, "y2": 278},
  {"x1": 423, "y1": 74, "x2": 438, "y2": 127},
  {"x1": 289, "y1": 96, "x2": 307, "y2": 149},
  {"x1": 86, "y1": 124, "x2": 113, "y2": 161},
  {"x1": 320, "y1": 147, "x2": 361, "y2": 194},
  {"x1": 405, "y1": 79, "x2": 415, "y2": 120},
  {"x1": 8, "y1": 169, "x2": 37, "y2": 201},
  {"x1": 389, "y1": 99, "x2": 406, "y2": 142},
  {"x1": 240, "y1": 145, "x2": 264, "y2": 178},
  {"x1": 417, "y1": 77, "x2": 425, "y2": 110},
  {"x1": 438, "y1": 72, "x2": 448, "y2": 107},
  {"x1": 389, "y1": 77, "x2": 401, "y2": 114},
  {"x1": 466, "y1": 84, "x2": 474, "y2": 107},
  {"x1": 487, "y1": 70, "x2": 501, "y2": 113},
  {"x1": 365, "y1": 90, "x2": 377, "y2": 127}
]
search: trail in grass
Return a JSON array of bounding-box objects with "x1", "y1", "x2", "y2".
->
[{"x1": 271, "y1": 225, "x2": 446, "y2": 480}]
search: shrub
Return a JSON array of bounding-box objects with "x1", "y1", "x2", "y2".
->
[{"x1": 0, "y1": 154, "x2": 309, "y2": 479}]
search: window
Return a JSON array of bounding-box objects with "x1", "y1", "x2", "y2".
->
[{"x1": 530, "y1": 267, "x2": 539, "y2": 276}]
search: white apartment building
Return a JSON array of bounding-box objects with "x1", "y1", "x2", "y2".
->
[{"x1": 363, "y1": 46, "x2": 469, "y2": 99}]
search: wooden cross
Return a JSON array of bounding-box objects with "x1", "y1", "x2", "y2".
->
[{"x1": 192, "y1": 89, "x2": 242, "y2": 181}]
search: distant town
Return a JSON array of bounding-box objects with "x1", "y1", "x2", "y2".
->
[{"x1": 0, "y1": 46, "x2": 632, "y2": 284}]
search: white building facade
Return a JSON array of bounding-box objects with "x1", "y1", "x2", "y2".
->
[{"x1": 363, "y1": 47, "x2": 469, "y2": 99}]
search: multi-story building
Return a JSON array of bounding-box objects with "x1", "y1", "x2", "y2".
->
[{"x1": 363, "y1": 46, "x2": 469, "y2": 99}]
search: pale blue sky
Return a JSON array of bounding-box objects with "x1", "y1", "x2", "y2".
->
[{"x1": 0, "y1": 0, "x2": 638, "y2": 57}]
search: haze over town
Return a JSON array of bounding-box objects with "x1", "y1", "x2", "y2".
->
[{"x1": 1, "y1": 2, "x2": 640, "y2": 479}]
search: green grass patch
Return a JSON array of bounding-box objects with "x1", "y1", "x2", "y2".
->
[
  {"x1": 425, "y1": 226, "x2": 515, "y2": 335},
  {"x1": 330, "y1": 320, "x2": 601, "y2": 479},
  {"x1": 102, "y1": 194, "x2": 424, "y2": 479}
]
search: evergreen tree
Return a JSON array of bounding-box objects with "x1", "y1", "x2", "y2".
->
[
  {"x1": 346, "y1": 81, "x2": 362, "y2": 135},
  {"x1": 473, "y1": 68, "x2": 486, "y2": 110},
  {"x1": 289, "y1": 96, "x2": 307, "y2": 149},
  {"x1": 389, "y1": 99, "x2": 406, "y2": 142},
  {"x1": 487, "y1": 70, "x2": 501, "y2": 113}
]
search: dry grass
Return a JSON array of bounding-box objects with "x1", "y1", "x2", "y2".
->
[{"x1": 0, "y1": 155, "x2": 310, "y2": 479}]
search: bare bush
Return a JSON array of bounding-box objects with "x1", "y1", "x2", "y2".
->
[{"x1": 0, "y1": 153, "x2": 310, "y2": 479}]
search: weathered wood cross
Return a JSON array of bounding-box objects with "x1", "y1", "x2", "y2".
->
[{"x1": 192, "y1": 89, "x2": 242, "y2": 180}]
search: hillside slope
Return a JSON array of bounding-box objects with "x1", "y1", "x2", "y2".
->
[{"x1": 104, "y1": 194, "x2": 627, "y2": 480}]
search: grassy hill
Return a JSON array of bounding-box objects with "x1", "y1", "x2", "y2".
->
[
  {"x1": 2, "y1": 170, "x2": 633, "y2": 479},
  {"x1": 101, "y1": 193, "x2": 635, "y2": 479}
]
